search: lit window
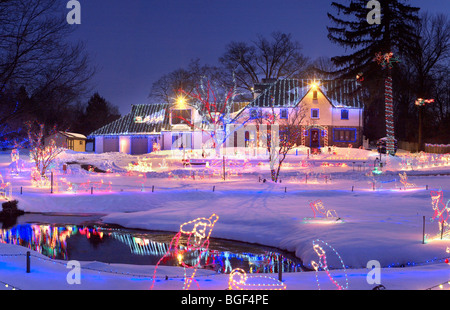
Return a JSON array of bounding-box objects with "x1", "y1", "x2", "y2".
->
[
  {"x1": 333, "y1": 129, "x2": 357, "y2": 142},
  {"x1": 313, "y1": 90, "x2": 318, "y2": 100}
]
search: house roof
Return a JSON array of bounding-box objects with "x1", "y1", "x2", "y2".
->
[
  {"x1": 62, "y1": 132, "x2": 87, "y2": 139},
  {"x1": 88, "y1": 103, "x2": 170, "y2": 137},
  {"x1": 248, "y1": 79, "x2": 364, "y2": 109},
  {"x1": 46, "y1": 132, "x2": 87, "y2": 140}
]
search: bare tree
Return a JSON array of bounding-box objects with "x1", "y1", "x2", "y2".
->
[
  {"x1": 0, "y1": 0, "x2": 94, "y2": 129},
  {"x1": 219, "y1": 32, "x2": 309, "y2": 99},
  {"x1": 26, "y1": 121, "x2": 65, "y2": 179},
  {"x1": 404, "y1": 13, "x2": 450, "y2": 148},
  {"x1": 149, "y1": 59, "x2": 223, "y2": 105}
]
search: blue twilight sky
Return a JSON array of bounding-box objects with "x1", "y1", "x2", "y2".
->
[{"x1": 68, "y1": 0, "x2": 449, "y2": 115}]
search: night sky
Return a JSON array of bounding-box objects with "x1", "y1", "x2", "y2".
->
[{"x1": 69, "y1": 0, "x2": 449, "y2": 115}]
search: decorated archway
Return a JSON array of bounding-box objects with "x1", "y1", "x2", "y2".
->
[{"x1": 301, "y1": 125, "x2": 329, "y2": 148}]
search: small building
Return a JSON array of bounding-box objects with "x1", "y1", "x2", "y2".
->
[
  {"x1": 88, "y1": 103, "x2": 172, "y2": 155},
  {"x1": 44, "y1": 132, "x2": 87, "y2": 152}
]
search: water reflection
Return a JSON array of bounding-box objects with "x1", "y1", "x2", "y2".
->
[{"x1": 0, "y1": 223, "x2": 303, "y2": 274}]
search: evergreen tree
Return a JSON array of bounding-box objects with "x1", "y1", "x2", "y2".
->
[
  {"x1": 327, "y1": 0, "x2": 419, "y2": 78},
  {"x1": 327, "y1": 0, "x2": 420, "y2": 142},
  {"x1": 82, "y1": 93, "x2": 121, "y2": 136}
]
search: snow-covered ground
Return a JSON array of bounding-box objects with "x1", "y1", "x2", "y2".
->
[{"x1": 0, "y1": 147, "x2": 449, "y2": 290}]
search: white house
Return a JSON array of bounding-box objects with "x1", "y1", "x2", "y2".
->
[
  {"x1": 88, "y1": 79, "x2": 364, "y2": 155},
  {"x1": 231, "y1": 79, "x2": 364, "y2": 149}
]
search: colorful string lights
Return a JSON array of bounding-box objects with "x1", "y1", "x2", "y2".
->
[
  {"x1": 415, "y1": 98, "x2": 435, "y2": 106},
  {"x1": 374, "y1": 52, "x2": 400, "y2": 156},
  {"x1": 311, "y1": 239, "x2": 348, "y2": 290},
  {"x1": 150, "y1": 214, "x2": 219, "y2": 290}
]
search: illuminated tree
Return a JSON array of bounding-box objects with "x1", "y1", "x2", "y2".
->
[
  {"x1": 178, "y1": 76, "x2": 250, "y2": 156},
  {"x1": 26, "y1": 122, "x2": 65, "y2": 179}
]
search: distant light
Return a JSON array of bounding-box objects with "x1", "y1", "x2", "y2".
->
[
  {"x1": 176, "y1": 95, "x2": 187, "y2": 109},
  {"x1": 311, "y1": 81, "x2": 320, "y2": 90}
]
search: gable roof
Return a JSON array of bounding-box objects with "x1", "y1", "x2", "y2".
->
[
  {"x1": 60, "y1": 132, "x2": 87, "y2": 139},
  {"x1": 88, "y1": 103, "x2": 170, "y2": 137},
  {"x1": 248, "y1": 79, "x2": 364, "y2": 109}
]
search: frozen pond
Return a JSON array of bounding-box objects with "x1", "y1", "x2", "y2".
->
[{"x1": 0, "y1": 213, "x2": 304, "y2": 274}]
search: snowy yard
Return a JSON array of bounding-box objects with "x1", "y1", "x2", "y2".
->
[{"x1": 0, "y1": 147, "x2": 449, "y2": 290}]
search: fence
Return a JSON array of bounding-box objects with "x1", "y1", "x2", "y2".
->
[
  {"x1": 398, "y1": 141, "x2": 450, "y2": 154},
  {"x1": 425, "y1": 144, "x2": 450, "y2": 154},
  {"x1": 398, "y1": 141, "x2": 418, "y2": 152}
]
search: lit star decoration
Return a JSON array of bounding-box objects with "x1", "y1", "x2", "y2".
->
[
  {"x1": 374, "y1": 52, "x2": 400, "y2": 156},
  {"x1": 150, "y1": 214, "x2": 219, "y2": 290},
  {"x1": 311, "y1": 239, "x2": 349, "y2": 290},
  {"x1": 228, "y1": 268, "x2": 287, "y2": 290}
]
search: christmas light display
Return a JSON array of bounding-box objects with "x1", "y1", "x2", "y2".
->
[
  {"x1": 150, "y1": 214, "x2": 219, "y2": 290},
  {"x1": 305, "y1": 200, "x2": 340, "y2": 223},
  {"x1": 228, "y1": 268, "x2": 286, "y2": 290},
  {"x1": 311, "y1": 239, "x2": 348, "y2": 290},
  {"x1": 399, "y1": 172, "x2": 415, "y2": 189},
  {"x1": 10, "y1": 147, "x2": 20, "y2": 174},
  {"x1": 415, "y1": 98, "x2": 435, "y2": 106},
  {"x1": 127, "y1": 159, "x2": 154, "y2": 173},
  {"x1": 0, "y1": 173, "x2": 12, "y2": 200},
  {"x1": 429, "y1": 190, "x2": 449, "y2": 240},
  {"x1": 374, "y1": 52, "x2": 400, "y2": 156}
]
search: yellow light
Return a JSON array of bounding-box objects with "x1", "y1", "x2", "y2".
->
[
  {"x1": 176, "y1": 95, "x2": 187, "y2": 109},
  {"x1": 311, "y1": 81, "x2": 320, "y2": 90}
]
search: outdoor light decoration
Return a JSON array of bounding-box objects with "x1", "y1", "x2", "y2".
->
[
  {"x1": 127, "y1": 160, "x2": 154, "y2": 173},
  {"x1": 429, "y1": 190, "x2": 449, "y2": 240},
  {"x1": 10, "y1": 148, "x2": 20, "y2": 174},
  {"x1": 311, "y1": 239, "x2": 349, "y2": 290},
  {"x1": 307, "y1": 200, "x2": 340, "y2": 221},
  {"x1": 399, "y1": 172, "x2": 416, "y2": 189},
  {"x1": 0, "y1": 173, "x2": 12, "y2": 201},
  {"x1": 414, "y1": 98, "x2": 435, "y2": 106},
  {"x1": 356, "y1": 72, "x2": 364, "y2": 83},
  {"x1": 228, "y1": 268, "x2": 286, "y2": 290},
  {"x1": 150, "y1": 214, "x2": 219, "y2": 290},
  {"x1": 374, "y1": 52, "x2": 400, "y2": 156},
  {"x1": 30, "y1": 168, "x2": 50, "y2": 188}
]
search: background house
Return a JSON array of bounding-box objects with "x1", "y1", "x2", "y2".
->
[
  {"x1": 88, "y1": 103, "x2": 169, "y2": 155},
  {"x1": 89, "y1": 79, "x2": 365, "y2": 155},
  {"x1": 44, "y1": 132, "x2": 87, "y2": 152}
]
